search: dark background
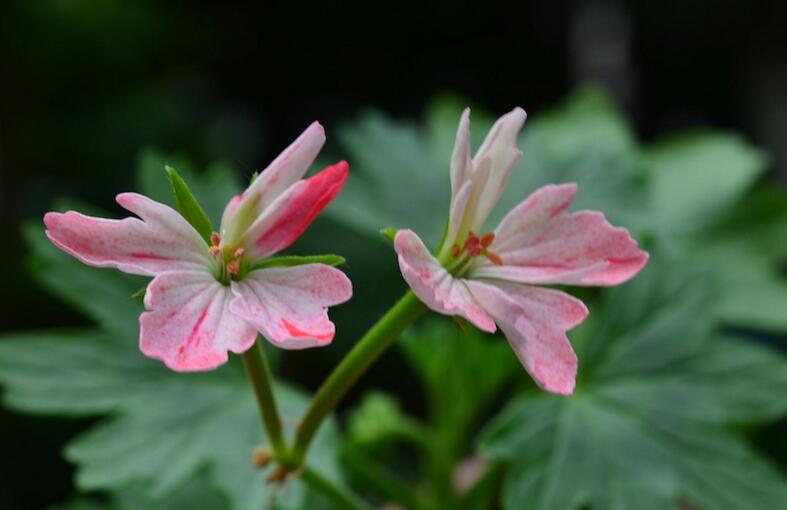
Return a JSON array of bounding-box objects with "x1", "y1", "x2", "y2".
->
[{"x1": 1, "y1": 0, "x2": 786, "y2": 508}]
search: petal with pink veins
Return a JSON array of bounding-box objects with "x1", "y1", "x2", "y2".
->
[
  {"x1": 241, "y1": 161, "x2": 349, "y2": 260},
  {"x1": 220, "y1": 122, "x2": 326, "y2": 242},
  {"x1": 44, "y1": 193, "x2": 209, "y2": 276},
  {"x1": 140, "y1": 271, "x2": 258, "y2": 371},
  {"x1": 229, "y1": 264, "x2": 353, "y2": 349},
  {"x1": 466, "y1": 280, "x2": 588, "y2": 395},
  {"x1": 472, "y1": 184, "x2": 649, "y2": 286},
  {"x1": 394, "y1": 229, "x2": 496, "y2": 332},
  {"x1": 468, "y1": 107, "x2": 527, "y2": 230}
]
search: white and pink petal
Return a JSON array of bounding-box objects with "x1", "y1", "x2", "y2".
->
[
  {"x1": 220, "y1": 121, "x2": 326, "y2": 243},
  {"x1": 450, "y1": 108, "x2": 473, "y2": 198},
  {"x1": 240, "y1": 161, "x2": 349, "y2": 260},
  {"x1": 466, "y1": 280, "x2": 588, "y2": 395},
  {"x1": 394, "y1": 229, "x2": 495, "y2": 332},
  {"x1": 474, "y1": 184, "x2": 649, "y2": 286},
  {"x1": 229, "y1": 264, "x2": 352, "y2": 349},
  {"x1": 44, "y1": 193, "x2": 209, "y2": 276},
  {"x1": 140, "y1": 271, "x2": 257, "y2": 371},
  {"x1": 468, "y1": 107, "x2": 527, "y2": 230}
]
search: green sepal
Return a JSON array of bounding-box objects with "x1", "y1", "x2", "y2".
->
[
  {"x1": 249, "y1": 254, "x2": 346, "y2": 271},
  {"x1": 379, "y1": 227, "x2": 398, "y2": 243},
  {"x1": 131, "y1": 287, "x2": 146, "y2": 301},
  {"x1": 165, "y1": 166, "x2": 215, "y2": 243}
]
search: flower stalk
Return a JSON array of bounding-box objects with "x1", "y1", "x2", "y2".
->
[
  {"x1": 241, "y1": 338, "x2": 288, "y2": 459},
  {"x1": 291, "y1": 291, "x2": 426, "y2": 466}
]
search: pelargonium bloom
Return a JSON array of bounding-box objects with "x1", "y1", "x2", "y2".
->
[
  {"x1": 394, "y1": 108, "x2": 648, "y2": 394},
  {"x1": 44, "y1": 122, "x2": 352, "y2": 371}
]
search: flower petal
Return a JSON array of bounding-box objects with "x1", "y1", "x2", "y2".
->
[
  {"x1": 241, "y1": 161, "x2": 349, "y2": 260},
  {"x1": 140, "y1": 271, "x2": 257, "y2": 371},
  {"x1": 220, "y1": 121, "x2": 326, "y2": 243},
  {"x1": 394, "y1": 229, "x2": 495, "y2": 332},
  {"x1": 44, "y1": 193, "x2": 208, "y2": 276},
  {"x1": 229, "y1": 264, "x2": 352, "y2": 349},
  {"x1": 466, "y1": 280, "x2": 587, "y2": 395},
  {"x1": 468, "y1": 107, "x2": 526, "y2": 230},
  {"x1": 473, "y1": 184, "x2": 649, "y2": 286},
  {"x1": 441, "y1": 179, "x2": 473, "y2": 257},
  {"x1": 450, "y1": 108, "x2": 472, "y2": 198}
]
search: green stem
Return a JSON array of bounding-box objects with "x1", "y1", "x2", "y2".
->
[
  {"x1": 241, "y1": 338, "x2": 287, "y2": 458},
  {"x1": 301, "y1": 465, "x2": 372, "y2": 510},
  {"x1": 292, "y1": 291, "x2": 426, "y2": 465}
]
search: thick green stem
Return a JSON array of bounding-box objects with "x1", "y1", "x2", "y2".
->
[
  {"x1": 242, "y1": 339, "x2": 287, "y2": 458},
  {"x1": 292, "y1": 291, "x2": 426, "y2": 465},
  {"x1": 301, "y1": 465, "x2": 372, "y2": 510}
]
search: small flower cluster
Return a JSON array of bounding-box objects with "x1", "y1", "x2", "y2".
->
[{"x1": 45, "y1": 108, "x2": 647, "y2": 394}]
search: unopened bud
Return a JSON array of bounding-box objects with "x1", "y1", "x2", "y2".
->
[{"x1": 251, "y1": 447, "x2": 273, "y2": 468}]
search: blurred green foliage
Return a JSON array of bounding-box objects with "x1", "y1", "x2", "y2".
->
[{"x1": 1, "y1": 88, "x2": 786, "y2": 509}]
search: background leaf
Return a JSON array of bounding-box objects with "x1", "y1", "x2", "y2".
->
[{"x1": 478, "y1": 260, "x2": 787, "y2": 510}]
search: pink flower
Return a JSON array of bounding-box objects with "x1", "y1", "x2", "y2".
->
[
  {"x1": 394, "y1": 108, "x2": 648, "y2": 394},
  {"x1": 44, "y1": 122, "x2": 353, "y2": 371}
]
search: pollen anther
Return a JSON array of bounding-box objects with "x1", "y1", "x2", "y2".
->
[
  {"x1": 210, "y1": 231, "x2": 221, "y2": 247},
  {"x1": 486, "y1": 251, "x2": 503, "y2": 265}
]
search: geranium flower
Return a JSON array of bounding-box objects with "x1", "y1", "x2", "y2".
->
[
  {"x1": 44, "y1": 122, "x2": 353, "y2": 371},
  {"x1": 394, "y1": 108, "x2": 648, "y2": 394}
]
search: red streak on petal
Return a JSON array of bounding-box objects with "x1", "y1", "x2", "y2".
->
[
  {"x1": 130, "y1": 252, "x2": 170, "y2": 260},
  {"x1": 182, "y1": 306, "x2": 210, "y2": 353},
  {"x1": 255, "y1": 161, "x2": 349, "y2": 254},
  {"x1": 281, "y1": 319, "x2": 333, "y2": 341}
]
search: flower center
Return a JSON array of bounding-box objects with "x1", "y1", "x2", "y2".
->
[
  {"x1": 446, "y1": 231, "x2": 503, "y2": 275},
  {"x1": 209, "y1": 232, "x2": 247, "y2": 285}
]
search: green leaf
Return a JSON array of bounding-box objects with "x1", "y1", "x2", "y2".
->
[
  {"x1": 401, "y1": 320, "x2": 519, "y2": 454},
  {"x1": 165, "y1": 165, "x2": 215, "y2": 242},
  {"x1": 689, "y1": 187, "x2": 787, "y2": 331},
  {"x1": 347, "y1": 392, "x2": 427, "y2": 446},
  {"x1": 5, "y1": 223, "x2": 335, "y2": 510},
  {"x1": 326, "y1": 111, "x2": 447, "y2": 248},
  {"x1": 645, "y1": 132, "x2": 767, "y2": 233},
  {"x1": 0, "y1": 331, "x2": 340, "y2": 510},
  {"x1": 50, "y1": 477, "x2": 230, "y2": 510},
  {"x1": 478, "y1": 261, "x2": 787, "y2": 510},
  {"x1": 249, "y1": 254, "x2": 346, "y2": 271},
  {"x1": 379, "y1": 227, "x2": 398, "y2": 243}
]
